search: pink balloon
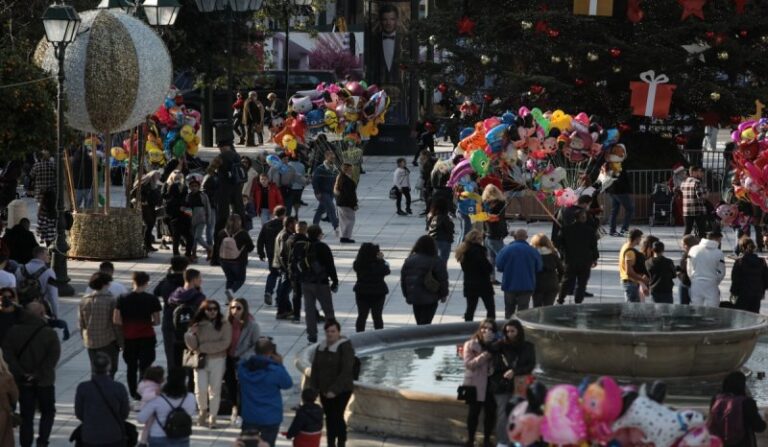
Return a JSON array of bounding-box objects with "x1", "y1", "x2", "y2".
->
[
  {"x1": 574, "y1": 112, "x2": 590, "y2": 126},
  {"x1": 518, "y1": 107, "x2": 530, "y2": 117},
  {"x1": 447, "y1": 159, "x2": 473, "y2": 187},
  {"x1": 483, "y1": 117, "x2": 501, "y2": 132},
  {"x1": 731, "y1": 130, "x2": 741, "y2": 143},
  {"x1": 739, "y1": 120, "x2": 756, "y2": 134},
  {"x1": 345, "y1": 81, "x2": 364, "y2": 97},
  {"x1": 335, "y1": 103, "x2": 345, "y2": 119}
]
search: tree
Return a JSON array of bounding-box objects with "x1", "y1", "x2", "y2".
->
[
  {"x1": 419, "y1": 0, "x2": 768, "y2": 123},
  {"x1": 308, "y1": 33, "x2": 362, "y2": 78}
]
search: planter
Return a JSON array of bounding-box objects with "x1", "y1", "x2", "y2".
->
[{"x1": 69, "y1": 208, "x2": 146, "y2": 260}]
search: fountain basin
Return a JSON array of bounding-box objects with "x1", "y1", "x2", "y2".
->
[{"x1": 516, "y1": 303, "x2": 768, "y2": 395}]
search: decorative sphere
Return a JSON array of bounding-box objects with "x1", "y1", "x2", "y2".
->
[
  {"x1": 551, "y1": 55, "x2": 562, "y2": 63},
  {"x1": 521, "y1": 20, "x2": 533, "y2": 30},
  {"x1": 710, "y1": 92, "x2": 721, "y2": 101},
  {"x1": 612, "y1": 65, "x2": 622, "y2": 73},
  {"x1": 717, "y1": 51, "x2": 729, "y2": 60},
  {"x1": 762, "y1": 35, "x2": 768, "y2": 44},
  {"x1": 35, "y1": 9, "x2": 172, "y2": 133},
  {"x1": 587, "y1": 51, "x2": 599, "y2": 62},
  {"x1": 480, "y1": 54, "x2": 491, "y2": 65},
  {"x1": 428, "y1": 35, "x2": 437, "y2": 45}
]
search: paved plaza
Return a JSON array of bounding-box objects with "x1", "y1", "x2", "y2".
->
[{"x1": 26, "y1": 145, "x2": 751, "y2": 446}]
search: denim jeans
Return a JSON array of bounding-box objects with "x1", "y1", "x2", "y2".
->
[
  {"x1": 610, "y1": 193, "x2": 634, "y2": 233},
  {"x1": 148, "y1": 437, "x2": 190, "y2": 447},
  {"x1": 485, "y1": 237, "x2": 505, "y2": 280},
  {"x1": 259, "y1": 208, "x2": 271, "y2": 226},
  {"x1": 265, "y1": 267, "x2": 280, "y2": 295},
  {"x1": 191, "y1": 222, "x2": 210, "y2": 254},
  {"x1": 275, "y1": 272, "x2": 293, "y2": 314},
  {"x1": 313, "y1": 192, "x2": 339, "y2": 229},
  {"x1": 221, "y1": 260, "x2": 246, "y2": 292},
  {"x1": 19, "y1": 384, "x2": 56, "y2": 447},
  {"x1": 459, "y1": 212, "x2": 472, "y2": 240},
  {"x1": 241, "y1": 423, "x2": 279, "y2": 447},
  {"x1": 75, "y1": 188, "x2": 93, "y2": 209},
  {"x1": 205, "y1": 210, "x2": 216, "y2": 246},
  {"x1": 623, "y1": 281, "x2": 641, "y2": 303},
  {"x1": 436, "y1": 240, "x2": 452, "y2": 265}
]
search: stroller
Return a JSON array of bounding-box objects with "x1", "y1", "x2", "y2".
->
[{"x1": 649, "y1": 183, "x2": 674, "y2": 226}]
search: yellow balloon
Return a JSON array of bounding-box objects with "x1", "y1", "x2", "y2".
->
[
  {"x1": 186, "y1": 142, "x2": 199, "y2": 156},
  {"x1": 145, "y1": 140, "x2": 161, "y2": 153},
  {"x1": 324, "y1": 110, "x2": 338, "y2": 128},
  {"x1": 110, "y1": 146, "x2": 128, "y2": 161},
  {"x1": 148, "y1": 148, "x2": 165, "y2": 165},
  {"x1": 180, "y1": 124, "x2": 196, "y2": 143}
]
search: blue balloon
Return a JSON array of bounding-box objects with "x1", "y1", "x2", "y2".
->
[
  {"x1": 459, "y1": 127, "x2": 474, "y2": 140},
  {"x1": 602, "y1": 128, "x2": 619, "y2": 149},
  {"x1": 457, "y1": 198, "x2": 476, "y2": 215},
  {"x1": 164, "y1": 98, "x2": 174, "y2": 109},
  {"x1": 485, "y1": 124, "x2": 507, "y2": 153},
  {"x1": 501, "y1": 111, "x2": 516, "y2": 124}
]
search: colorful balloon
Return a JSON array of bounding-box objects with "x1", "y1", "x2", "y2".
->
[
  {"x1": 110, "y1": 146, "x2": 128, "y2": 162},
  {"x1": 470, "y1": 150, "x2": 490, "y2": 177},
  {"x1": 180, "y1": 124, "x2": 196, "y2": 143},
  {"x1": 172, "y1": 139, "x2": 187, "y2": 158}
]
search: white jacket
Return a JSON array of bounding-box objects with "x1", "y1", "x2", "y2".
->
[
  {"x1": 393, "y1": 167, "x2": 410, "y2": 189},
  {"x1": 687, "y1": 238, "x2": 726, "y2": 285}
]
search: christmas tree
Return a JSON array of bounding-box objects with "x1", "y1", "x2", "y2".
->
[{"x1": 421, "y1": 0, "x2": 768, "y2": 124}]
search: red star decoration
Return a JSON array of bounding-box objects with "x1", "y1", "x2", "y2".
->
[
  {"x1": 678, "y1": 0, "x2": 706, "y2": 20},
  {"x1": 457, "y1": 16, "x2": 476, "y2": 36},
  {"x1": 733, "y1": 0, "x2": 747, "y2": 14}
]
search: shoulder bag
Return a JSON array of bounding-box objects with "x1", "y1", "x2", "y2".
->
[
  {"x1": 71, "y1": 380, "x2": 138, "y2": 447},
  {"x1": 182, "y1": 335, "x2": 207, "y2": 369}
]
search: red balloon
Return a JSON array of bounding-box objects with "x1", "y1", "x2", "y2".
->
[
  {"x1": 483, "y1": 93, "x2": 494, "y2": 103},
  {"x1": 547, "y1": 29, "x2": 560, "y2": 38},
  {"x1": 345, "y1": 81, "x2": 364, "y2": 97},
  {"x1": 530, "y1": 84, "x2": 544, "y2": 95},
  {"x1": 574, "y1": 78, "x2": 586, "y2": 87},
  {"x1": 609, "y1": 47, "x2": 622, "y2": 58},
  {"x1": 705, "y1": 31, "x2": 715, "y2": 40},
  {"x1": 437, "y1": 83, "x2": 448, "y2": 94}
]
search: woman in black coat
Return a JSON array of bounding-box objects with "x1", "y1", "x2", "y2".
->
[
  {"x1": 401, "y1": 235, "x2": 449, "y2": 325},
  {"x1": 162, "y1": 170, "x2": 192, "y2": 257},
  {"x1": 455, "y1": 230, "x2": 495, "y2": 321},
  {"x1": 352, "y1": 243, "x2": 391, "y2": 332},
  {"x1": 134, "y1": 171, "x2": 162, "y2": 252},
  {"x1": 708, "y1": 371, "x2": 766, "y2": 446},
  {"x1": 730, "y1": 237, "x2": 768, "y2": 313}
]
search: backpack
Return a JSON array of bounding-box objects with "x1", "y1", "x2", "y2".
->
[
  {"x1": 17, "y1": 266, "x2": 46, "y2": 305},
  {"x1": 172, "y1": 304, "x2": 196, "y2": 339},
  {"x1": 219, "y1": 230, "x2": 243, "y2": 261},
  {"x1": 706, "y1": 393, "x2": 747, "y2": 446},
  {"x1": 229, "y1": 161, "x2": 247, "y2": 185},
  {"x1": 289, "y1": 239, "x2": 311, "y2": 278},
  {"x1": 158, "y1": 394, "x2": 192, "y2": 439},
  {"x1": 297, "y1": 242, "x2": 326, "y2": 281}
]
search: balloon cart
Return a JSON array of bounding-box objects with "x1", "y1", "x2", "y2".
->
[{"x1": 68, "y1": 208, "x2": 145, "y2": 260}]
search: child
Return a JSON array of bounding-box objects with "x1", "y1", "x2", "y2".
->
[
  {"x1": 646, "y1": 241, "x2": 676, "y2": 304},
  {"x1": 676, "y1": 235, "x2": 698, "y2": 305},
  {"x1": 137, "y1": 366, "x2": 165, "y2": 447},
  {"x1": 284, "y1": 388, "x2": 323, "y2": 447},
  {"x1": 185, "y1": 176, "x2": 212, "y2": 262},
  {"x1": 393, "y1": 158, "x2": 411, "y2": 216}
]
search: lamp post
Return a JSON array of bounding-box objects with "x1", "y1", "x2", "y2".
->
[{"x1": 42, "y1": 0, "x2": 81, "y2": 297}]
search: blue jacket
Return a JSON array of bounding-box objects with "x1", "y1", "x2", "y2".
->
[
  {"x1": 496, "y1": 240, "x2": 542, "y2": 293},
  {"x1": 238, "y1": 354, "x2": 293, "y2": 425},
  {"x1": 311, "y1": 162, "x2": 338, "y2": 195}
]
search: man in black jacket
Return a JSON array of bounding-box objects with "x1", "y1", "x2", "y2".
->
[
  {"x1": 258, "y1": 206, "x2": 287, "y2": 305},
  {"x1": 74, "y1": 352, "x2": 130, "y2": 446},
  {"x1": 300, "y1": 225, "x2": 338, "y2": 343},
  {"x1": 153, "y1": 255, "x2": 189, "y2": 368},
  {"x1": 557, "y1": 209, "x2": 599, "y2": 304},
  {"x1": 71, "y1": 146, "x2": 94, "y2": 209},
  {"x1": 213, "y1": 125, "x2": 246, "y2": 242}
]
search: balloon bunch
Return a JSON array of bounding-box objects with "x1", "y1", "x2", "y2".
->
[
  {"x1": 273, "y1": 80, "x2": 390, "y2": 155},
  {"x1": 149, "y1": 87, "x2": 202, "y2": 162},
  {"x1": 446, "y1": 106, "x2": 624, "y2": 221},
  {"x1": 729, "y1": 119, "x2": 768, "y2": 211},
  {"x1": 509, "y1": 378, "x2": 723, "y2": 447},
  {"x1": 715, "y1": 203, "x2": 752, "y2": 230}
]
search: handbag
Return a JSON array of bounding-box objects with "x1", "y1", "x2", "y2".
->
[
  {"x1": 424, "y1": 265, "x2": 440, "y2": 293},
  {"x1": 457, "y1": 385, "x2": 477, "y2": 403},
  {"x1": 389, "y1": 186, "x2": 399, "y2": 200},
  {"x1": 182, "y1": 349, "x2": 207, "y2": 369}
]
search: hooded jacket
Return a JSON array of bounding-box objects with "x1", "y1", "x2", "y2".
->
[
  {"x1": 459, "y1": 243, "x2": 494, "y2": 298},
  {"x1": 496, "y1": 240, "x2": 543, "y2": 293},
  {"x1": 238, "y1": 354, "x2": 293, "y2": 425},
  {"x1": 401, "y1": 253, "x2": 449, "y2": 305},
  {"x1": 687, "y1": 239, "x2": 726, "y2": 285},
  {"x1": 309, "y1": 337, "x2": 356, "y2": 395},
  {"x1": 1, "y1": 310, "x2": 60, "y2": 387},
  {"x1": 286, "y1": 402, "x2": 324, "y2": 439},
  {"x1": 257, "y1": 217, "x2": 284, "y2": 262},
  {"x1": 155, "y1": 273, "x2": 185, "y2": 330},
  {"x1": 730, "y1": 252, "x2": 768, "y2": 300}
]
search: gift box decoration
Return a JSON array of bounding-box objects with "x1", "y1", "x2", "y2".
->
[
  {"x1": 629, "y1": 70, "x2": 677, "y2": 119},
  {"x1": 573, "y1": 0, "x2": 614, "y2": 16}
]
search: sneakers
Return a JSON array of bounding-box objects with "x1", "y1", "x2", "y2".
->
[
  {"x1": 340, "y1": 238, "x2": 356, "y2": 243},
  {"x1": 197, "y1": 413, "x2": 209, "y2": 427},
  {"x1": 208, "y1": 415, "x2": 217, "y2": 429},
  {"x1": 584, "y1": 291, "x2": 594, "y2": 298},
  {"x1": 610, "y1": 231, "x2": 624, "y2": 237},
  {"x1": 291, "y1": 317, "x2": 301, "y2": 324},
  {"x1": 276, "y1": 311, "x2": 293, "y2": 320},
  {"x1": 396, "y1": 210, "x2": 407, "y2": 216},
  {"x1": 264, "y1": 293, "x2": 273, "y2": 306}
]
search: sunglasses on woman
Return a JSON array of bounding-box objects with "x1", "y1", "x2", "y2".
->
[{"x1": 230, "y1": 305, "x2": 243, "y2": 311}]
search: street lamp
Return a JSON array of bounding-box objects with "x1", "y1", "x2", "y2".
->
[
  {"x1": 42, "y1": 0, "x2": 80, "y2": 297},
  {"x1": 97, "y1": 0, "x2": 135, "y2": 12},
  {"x1": 195, "y1": 0, "x2": 218, "y2": 13},
  {"x1": 141, "y1": 0, "x2": 182, "y2": 26}
]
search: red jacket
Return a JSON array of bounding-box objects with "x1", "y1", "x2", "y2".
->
[
  {"x1": 232, "y1": 98, "x2": 244, "y2": 110},
  {"x1": 251, "y1": 182, "x2": 284, "y2": 215}
]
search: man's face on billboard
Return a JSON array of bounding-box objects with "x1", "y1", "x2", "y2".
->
[{"x1": 380, "y1": 11, "x2": 398, "y2": 34}]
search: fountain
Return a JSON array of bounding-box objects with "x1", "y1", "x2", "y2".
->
[{"x1": 295, "y1": 304, "x2": 768, "y2": 444}]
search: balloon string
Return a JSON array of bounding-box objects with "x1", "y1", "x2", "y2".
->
[
  {"x1": 529, "y1": 189, "x2": 561, "y2": 227},
  {"x1": 0, "y1": 76, "x2": 55, "y2": 90}
]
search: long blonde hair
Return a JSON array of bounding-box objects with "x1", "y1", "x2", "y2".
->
[
  {"x1": 482, "y1": 184, "x2": 504, "y2": 203},
  {"x1": 0, "y1": 349, "x2": 11, "y2": 377},
  {"x1": 530, "y1": 233, "x2": 557, "y2": 253},
  {"x1": 455, "y1": 229, "x2": 484, "y2": 263}
]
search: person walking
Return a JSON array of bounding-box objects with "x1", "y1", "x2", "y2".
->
[
  {"x1": 312, "y1": 150, "x2": 340, "y2": 235},
  {"x1": 495, "y1": 229, "x2": 542, "y2": 318},
  {"x1": 618, "y1": 229, "x2": 650, "y2": 303},
  {"x1": 238, "y1": 338, "x2": 293, "y2": 446},
  {"x1": 114, "y1": 271, "x2": 161, "y2": 400},
  {"x1": 3, "y1": 218, "x2": 39, "y2": 265},
  {"x1": 243, "y1": 91, "x2": 265, "y2": 146},
  {"x1": 0, "y1": 349, "x2": 18, "y2": 447},
  {"x1": 212, "y1": 129, "x2": 247, "y2": 249},
  {"x1": 606, "y1": 169, "x2": 634, "y2": 237},
  {"x1": 274, "y1": 216, "x2": 298, "y2": 319},
  {"x1": 483, "y1": 185, "x2": 507, "y2": 284},
  {"x1": 252, "y1": 173, "x2": 284, "y2": 226},
  {"x1": 233, "y1": 92, "x2": 246, "y2": 145},
  {"x1": 393, "y1": 158, "x2": 412, "y2": 215},
  {"x1": 418, "y1": 150, "x2": 436, "y2": 211},
  {"x1": 84, "y1": 261, "x2": 129, "y2": 298},
  {"x1": 456, "y1": 230, "x2": 495, "y2": 321},
  {"x1": 16, "y1": 246, "x2": 58, "y2": 316},
  {"x1": 137, "y1": 367, "x2": 197, "y2": 447},
  {"x1": 74, "y1": 352, "x2": 131, "y2": 447},
  {"x1": 168, "y1": 269, "x2": 206, "y2": 390},
  {"x1": 285, "y1": 388, "x2": 324, "y2": 447},
  {"x1": 287, "y1": 221, "x2": 310, "y2": 323},
  {"x1": 300, "y1": 225, "x2": 339, "y2": 343},
  {"x1": 489, "y1": 319, "x2": 536, "y2": 447},
  {"x1": 401, "y1": 235, "x2": 449, "y2": 325},
  {"x1": 309, "y1": 319, "x2": 356, "y2": 447},
  {"x1": 30, "y1": 151, "x2": 55, "y2": 212},
  {"x1": 335, "y1": 163, "x2": 358, "y2": 244},
  {"x1": 2, "y1": 301, "x2": 60, "y2": 447},
  {"x1": 730, "y1": 237, "x2": 768, "y2": 313},
  {"x1": 687, "y1": 231, "x2": 726, "y2": 307},
  {"x1": 646, "y1": 241, "x2": 677, "y2": 304},
  {"x1": 462, "y1": 319, "x2": 498, "y2": 447},
  {"x1": 268, "y1": 152, "x2": 297, "y2": 215},
  {"x1": 352, "y1": 243, "x2": 391, "y2": 332},
  {"x1": 135, "y1": 170, "x2": 163, "y2": 252},
  {"x1": 225, "y1": 298, "x2": 260, "y2": 426},
  {"x1": 80, "y1": 272, "x2": 122, "y2": 378},
  {"x1": 530, "y1": 233, "x2": 564, "y2": 308},
  {"x1": 163, "y1": 171, "x2": 193, "y2": 258},
  {"x1": 258, "y1": 206, "x2": 288, "y2": 305},
  {"x1": 186, "y1": 176, "x2": 212, "y2": 262},
  {"x1": 154, "y1": 255, "x2": 189, "y2": 369},
  {"x1": 217, "y1": 214, "x2": 254, "y2": 294},
  {"x1": 557, "y1": 210, "x2": 599, "y2": 305},
  {"x1": 707, "y1": 371, "x2": 766, "y2": 447},
  {"x1": 71, "y1": 146, "x2": 94, "y2": 209},
  {"x1": 681, "y1": 166, "x2": 708, "y2": 237},
  {"x1": 426, "y1": 197, "x2": 455, "y2": 264},
  {"x1": 240, "y1": 156, "x2": 260, "y2": 231},
  {"x1": 202, "y1": 158, "x2": 220, "y2": 249},
  {"x1": 184, "y1": 299, "x2": 232, "y2": 428},
  {"x1": 288, "y1": 156, "x2": 307, "y2": 218}
]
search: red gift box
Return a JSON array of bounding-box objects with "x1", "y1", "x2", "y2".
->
[{"x1": 629, "y1": 70, "x2": 676, "y2": 119}]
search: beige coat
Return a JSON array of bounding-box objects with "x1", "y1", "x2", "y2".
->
[
  {"x1": 184, "y1": 319, "x2": 232, "y2": 360},
  {"x1": 462, "y1": 339, "x2": 492, "y2": 402},
  {"x1": 0, "y1": 373, "x2": 18, "y2": 446}
]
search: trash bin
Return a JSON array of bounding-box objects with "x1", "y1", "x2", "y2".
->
[{"x1": 7, "y1": 199, "x2": 28, "y2": 227}]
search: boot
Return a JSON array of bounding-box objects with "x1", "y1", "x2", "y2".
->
[{"x1": 197, "y1": 411, "x2": 209, "y2": 427}]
